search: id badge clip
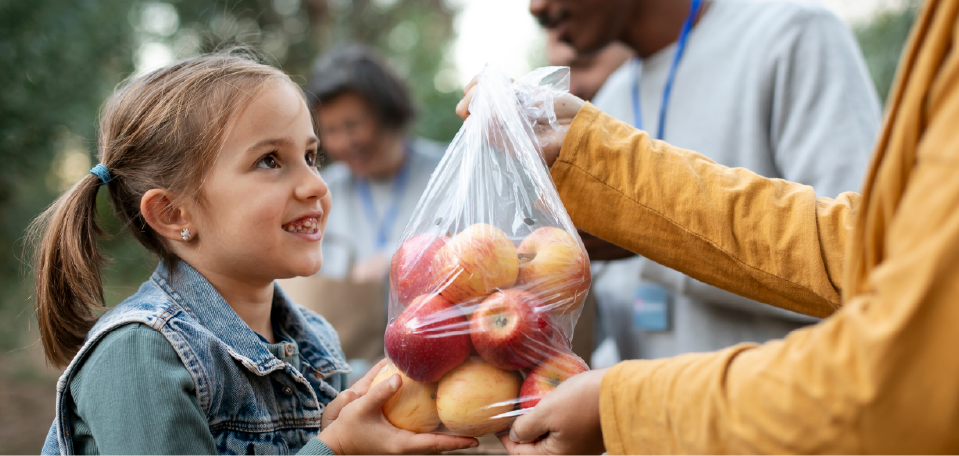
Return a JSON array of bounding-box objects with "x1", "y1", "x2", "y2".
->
[{"x1": 633, "y1": 283, "x2": 671, "y2": 331}]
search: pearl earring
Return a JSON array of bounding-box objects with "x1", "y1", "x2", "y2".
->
[{"x1": 180, "y1": 228, "x2": 192, "y2": 241}]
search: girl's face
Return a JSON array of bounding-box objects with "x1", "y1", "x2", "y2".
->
[{"x1": 191, "y1": 81, "x2": 331, "y2": 284}]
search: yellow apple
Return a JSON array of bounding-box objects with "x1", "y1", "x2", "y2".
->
[
  {"x1": 370, "y1": 363, "x2": 441, "y2": 433},
  {"x1": 433, "y1": 223, "x2": 519, "y2": 304},
  {"x1": 516, "y1": 226, "x2": 591, "y2": 314},
  {"x1": 436, "y1": 357, "x2": 521, "y2": 436}
]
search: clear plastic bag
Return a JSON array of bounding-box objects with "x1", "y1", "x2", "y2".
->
[{"x1": 379, "y1": 65, "x2": 591, "y2": 437}]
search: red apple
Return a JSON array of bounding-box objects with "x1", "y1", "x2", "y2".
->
[
  {"x1": 436, "y1": 357, "x2": 521, "y2": 436},
  {"x1": 432, "y1": 223, "x2": 518, "y2": 304},
  {"x1": 516, "y1": 227, "x2": 591, "y2": 315},
  {"x1": 391, "y1": 233, "x2": 449, "y2": 307},
  {"x1": 469, "y1": 289, "x2": 558, "y2": 371},
  {"x1": 385, "y1": 293, "x2": 472, "y2": 382},
  {"x1": 519, "y1": 350, "x2": 589, "y2": 410}
]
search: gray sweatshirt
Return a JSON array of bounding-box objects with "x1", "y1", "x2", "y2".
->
[
  {"x1": 319, "y1": 137, "x2": 446, "y2": 279},
  {"x1": 589, "y1": 0, "x2": 881, "y2": 359}
]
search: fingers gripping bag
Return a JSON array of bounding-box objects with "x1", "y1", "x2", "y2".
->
[{"x1": 377, "y1": 65, "x2": 591, "y2": 437}]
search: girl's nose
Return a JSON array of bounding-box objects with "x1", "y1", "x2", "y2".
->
[{"x1": 294, "y1": 163, "x2": 329, "y2": 202}]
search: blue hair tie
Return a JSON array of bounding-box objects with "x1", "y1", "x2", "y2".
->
[{"x1": 89, "y1": 164, "x2": 111, "y2": 185}]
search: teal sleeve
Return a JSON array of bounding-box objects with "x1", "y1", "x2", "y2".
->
[
  {"x1": 70, "y1": 324, "x2": 216, "y2": 455},
  {"x1": 298, "y1": 439, "x2": 336, "y2": 455}
]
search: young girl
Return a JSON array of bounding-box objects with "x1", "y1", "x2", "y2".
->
[{"x1": 31, "y1": 51, "x2": 479, "y2": 455}]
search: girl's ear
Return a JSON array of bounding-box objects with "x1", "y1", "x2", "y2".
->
[{"x1": 140, "y1": 189, "x2": 193, "y2": 242}]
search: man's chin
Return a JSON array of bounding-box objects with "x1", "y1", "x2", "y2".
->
[
  {"x1": 565, "y1": 35, "x2": 614, "y2": 57},
  {"x1": 556, "y1": 22, "x2": 615, "y2": 56}
]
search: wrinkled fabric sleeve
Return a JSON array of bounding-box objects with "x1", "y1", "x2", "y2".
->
[
  {"x1": 299, "y1": 438, "x2": 336, "y2": 455},
  {"x1": 71, "y1": 324, "x2": 335, "y2": 455},
  {"x1": 595, "y1": 7, "x2": 878, "y2": 327},
  {"x1": 551, "y1": 104, "x2": 855, "y2": 319},
  {"x1": 596, "y1": 101, "x2": 959, "y2": 452},
  {"x1": 557, "y1": 43, "x2": 959, "y2": 450},
  {"x1": 627, "y1": 5, "x2": 879, "y2": 325},
  {"x1": 70, "y1": 324, "x2": 217, "y2": 455}
]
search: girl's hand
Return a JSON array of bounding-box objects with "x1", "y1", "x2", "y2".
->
[
  {"x1": 319, "y1": 373, "x2": 480, "y2": 454},
  {"x1": 455, "y1": 74, "x2": 585, "y2": 168},
  {"x1": 321, "y1": 358, "x2": 389, "y2": 430}
]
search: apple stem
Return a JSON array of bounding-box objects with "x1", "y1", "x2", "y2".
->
[{"x1": 517, "y1": 253, "x2": 534, "y2": 266}]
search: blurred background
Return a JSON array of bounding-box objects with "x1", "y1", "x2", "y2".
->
[{"x1": 0, "y1": 0, "x2": 921, "y2": 452}]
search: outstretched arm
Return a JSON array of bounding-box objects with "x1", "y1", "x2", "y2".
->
[
  {"x1": 551, "y1": 104, "x2": 856, "y2": 318},
  {"x1": 564, "y1": 4, "x2": 959, "y2": 450},
  {"x1": 456, "y1": 82, "x2": 854, "y2": 318}
]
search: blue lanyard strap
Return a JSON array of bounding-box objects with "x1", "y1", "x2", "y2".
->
[
  {"x1": 355, "y1": 146, "x2": 412, "y2": 252},
  {"x1": 631, "y1": 0, "x2": 703, "y2": 140}
]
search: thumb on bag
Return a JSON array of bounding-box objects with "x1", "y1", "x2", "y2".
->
[
  {"x1": 356, "y1": 373, "x2": 401, "y2": 413},
  {"x1": 509, "y1": 404, "x2": 550, "y2": 444}
]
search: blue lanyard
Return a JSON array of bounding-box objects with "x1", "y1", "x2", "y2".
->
[
  {"x1": 631, "y1": 0, "x2": 703, "y2": 139},
  {"x1": 355, "y1": 146, "x2": 412, "y2": 252}
]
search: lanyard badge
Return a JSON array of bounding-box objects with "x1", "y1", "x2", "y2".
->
[
  {"x1": 631, "y1": 0, "x2": 703, "y2": 139},
  {"x1": 630, "y1": 0, "x2": 702, "y2": 332},
  {"x1": 354, "y1": 146, "x2": 413, "y2": 253}
]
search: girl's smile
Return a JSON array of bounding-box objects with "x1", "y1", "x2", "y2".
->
[{"x1": 283, "y1": 213, "x2": 323, "y2": 238}]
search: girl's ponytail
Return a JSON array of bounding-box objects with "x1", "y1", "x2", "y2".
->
[{"x1": 29, "y1": 171, "x2": 109, "y2": 368}]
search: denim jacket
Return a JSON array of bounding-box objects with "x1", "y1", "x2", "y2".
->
[{"x1": 42, "y1": 262, "x2": 351, "y2": 455}]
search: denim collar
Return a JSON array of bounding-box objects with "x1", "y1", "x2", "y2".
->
[{"x1": 152, "y1": 261, "x2": 349, "y2": 376}]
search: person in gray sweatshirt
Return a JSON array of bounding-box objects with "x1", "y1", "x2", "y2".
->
[{"x1": 531, "y1": 0, "x2": 881, "y2": 361}]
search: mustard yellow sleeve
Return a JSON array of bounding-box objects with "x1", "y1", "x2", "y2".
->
[
  {"x1": 561, "y1": 2, "x2": 959, "y2": 449},
  {"x1": 595, "y1": 103, "x2": 959, "y2": 452},
  {"x1": 550, "y1": 103, "x2": 857, "y2": 318}
]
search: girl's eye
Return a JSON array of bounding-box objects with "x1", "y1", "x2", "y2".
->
[
  {"x1": 256, "y1": 153, "x2": 279, "y2": 169},
  {"x1": 307, "y1": 150, "x2": 325, "y2": 169}
]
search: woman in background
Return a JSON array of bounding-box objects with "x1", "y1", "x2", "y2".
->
[{"x1": 282, "y1": 44, "x2": 446, "y2": 380}]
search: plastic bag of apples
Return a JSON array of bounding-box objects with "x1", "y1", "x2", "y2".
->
[{"x1": 377, "y1": 64, "x2": 591, "y2": 437}]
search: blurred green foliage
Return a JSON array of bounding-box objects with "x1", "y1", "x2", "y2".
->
[
  {"x1": 0, "y1": 0, "x2": 926, "y2": 354},
  {"x1": 0, "y1": 0, "x2": 460, "y2": 351},
  {"x1": 0, "y1": 0, "x2": 138, "y2": 348},
  {"x1": 855, "y1": 0, "x2": 921, "y2": 103}
]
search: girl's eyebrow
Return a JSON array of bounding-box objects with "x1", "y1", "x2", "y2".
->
[{"x1": 247, "y1": 136, "x2": 319, "y2": 153}]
